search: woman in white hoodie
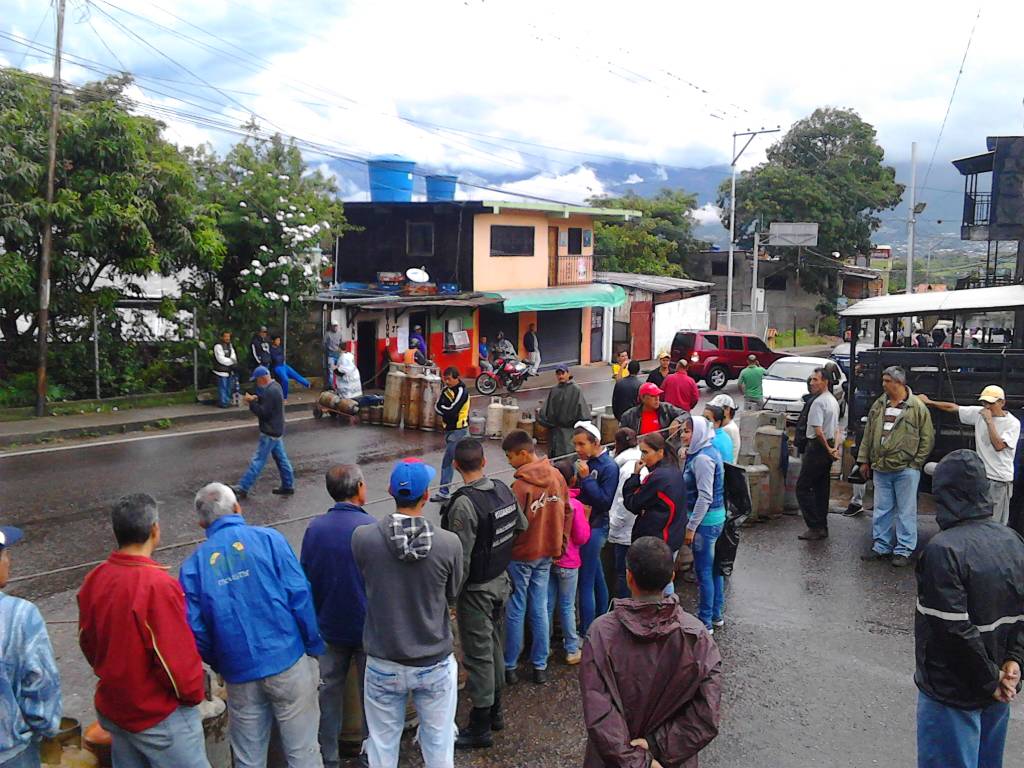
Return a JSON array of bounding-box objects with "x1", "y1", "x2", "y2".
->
[{"x1": 607, "y1": 427, "x2": 643, "y2": 599}]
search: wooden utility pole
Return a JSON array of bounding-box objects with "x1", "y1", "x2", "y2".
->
[{"x1": 35, "y1": 0, "x2": 66, "y2": 416}]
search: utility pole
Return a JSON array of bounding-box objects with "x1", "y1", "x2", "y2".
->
[
  {"x1": 905, "y1": 141, "x2": 918, "y2": 340},
  {"x1": 750, "y1": 223, "x2": 760, "y2": 336},
  {"x1": 727, "y1": 126, "x2": 780, "y2": 327},
  {"x1": 35, "y1": 0, "x2": 66, "y2": 416}
]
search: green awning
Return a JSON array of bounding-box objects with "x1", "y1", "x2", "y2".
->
[{"x1": 485, "y1": 284, "x2": 626, "y2": 313}]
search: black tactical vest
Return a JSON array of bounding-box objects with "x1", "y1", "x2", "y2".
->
[{"x1": 445, "y1": 481, "x2": 519, "y2": 585}]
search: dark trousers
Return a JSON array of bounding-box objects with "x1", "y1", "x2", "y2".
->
[
  {"x1": 797, "y1": 442, "x2": 833, "y2": 530},
  {"x1": 457, "y1": 580, "x2": 509, "y2": 709}
]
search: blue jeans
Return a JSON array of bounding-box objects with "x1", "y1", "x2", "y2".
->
[
  {"x1": 273, "y1": 363, "x2": 310, "y2": 400},
  {"x1": 99, "y1": 706, "x2": 211, "y2": 768},
  {"x1": 364, "y1": 654, "x2": 457, "y2": 768},
  {"x1": 577, "y1": 525, "x2": 609, "y2": 634},
  {"x1": 872, "y1": 467, "x2": 921, "y2": 557},
  {"x1": 547, "y1": 565, "x2": 581, "y2": 654},
  {"x1": 612, "y1": 543, "x2": 630, "y2": 599},
  {"x1": 216, "y1": 373, "x2": 238, "y2": 407},
  {"x1": 504, "y1": 558, "x2": 552, "y2": 670},
  {"x1": 917, "y1": 690, "x2": 1009, "y2": 768},
  {"x1": 692, "y1": 523, "x2": 724, "y2": 628},
  {"x1": 0, "y1": 742, "x2": 40, "y2": 768},
  {"x1": 438, "y1": 428, "x2": 468, "y2": 496},
  {"x1": 239, "y1": 433, "x2": 294, "y2": 492},
  {"x1": 318, "y1": 644, "x2": 367, "y2": 768}
]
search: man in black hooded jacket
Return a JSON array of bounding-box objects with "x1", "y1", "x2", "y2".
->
[{"x1": 915, "y1": 449, "x2": 1024, "y2": 768}]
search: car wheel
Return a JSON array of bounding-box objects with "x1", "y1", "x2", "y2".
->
[{"x1": 706, "y1": 365, "x2": 728, "y2": 390}]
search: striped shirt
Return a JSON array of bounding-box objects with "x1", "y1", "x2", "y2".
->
[{"x1": 881, "y1": 398, "x2": 908, "y2": 443}]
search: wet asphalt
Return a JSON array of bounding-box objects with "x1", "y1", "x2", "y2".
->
[{"x1": 2, "y1": 374, "x2": 1022, "y2": 767}]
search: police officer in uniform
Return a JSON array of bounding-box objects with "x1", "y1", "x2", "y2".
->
[{"x1": 441, "y1": 438, "x2": 528, "y2": 749}]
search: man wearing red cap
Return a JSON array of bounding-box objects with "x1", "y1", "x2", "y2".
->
[{"x1": 619, "y1": 383, "x2": 687, "y2": 437}]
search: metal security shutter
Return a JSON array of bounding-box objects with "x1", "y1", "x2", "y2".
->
[{"x1": 538, "y1": 309, "x2": 582, "y2": 369}]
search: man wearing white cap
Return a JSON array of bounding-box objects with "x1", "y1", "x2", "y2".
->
[{"x1": 919, "y1": 386, "x2": 1020, "y2": 525}]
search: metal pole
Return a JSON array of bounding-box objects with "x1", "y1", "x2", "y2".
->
[
  {"x1": 283, "y1": 305, "x2": 288, "y2": 360},
  {"x1": 750, "y1": 225, "x2": 760, "y2": 336},
  {"x1": 34, "y1": 0, "x2": 66, "y2": 417},
  {"x1": 192, "y1": 312, "x2": 198, "y2": 393},
  {"x1": 93, "y1": 306, "x2": 100, "y2": 400},
  {"x1": 727, "y1": 134, "x2": 737, "y2": 328},
  {"x1": 905, "y1": 141, "x2": 917, "y2": 338}
]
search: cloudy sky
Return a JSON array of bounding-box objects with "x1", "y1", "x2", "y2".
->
[{"x1": 3, "y1": 0, "x2": 1021, "y2": 205}]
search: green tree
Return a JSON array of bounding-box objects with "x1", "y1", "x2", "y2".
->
[
  {"x1": 0, "y1": 70, "x2": 225, "y2": 360},
  {"x1": 716, "y1": 108, "x2": 904, "y2": 293},
  {"x1": 587, "y1": 189, "x2": 707, "y2": 277}
]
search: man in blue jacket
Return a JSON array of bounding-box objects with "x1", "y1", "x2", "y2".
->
[
  {"x1": 301, "y1": 465, "x2": 375, "y2": 768},
  {"x1": 180, "y1": 483, "x2": 325, "y2": 768}
]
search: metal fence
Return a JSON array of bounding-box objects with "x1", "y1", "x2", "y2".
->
[{"x1": 716, "y1": 311, "x2": 769, "y2": 339}]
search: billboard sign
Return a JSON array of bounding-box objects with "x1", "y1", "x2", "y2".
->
[{"x1": 769, "y1": 222, "x2": 819, "y2": 247}]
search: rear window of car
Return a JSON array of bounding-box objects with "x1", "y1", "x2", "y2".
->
[
  {"x1": 722, "y1": 335, "x2": 744, "y2": 351},
  {"x1": 674, "y1": 332, "x2": 696, "y2": 350}
]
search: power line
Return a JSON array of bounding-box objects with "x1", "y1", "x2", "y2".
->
[{"x1": 14, "y1": 1, "x2": 52, "y2": 70}]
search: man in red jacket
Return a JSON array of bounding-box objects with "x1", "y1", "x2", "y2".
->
[
  {"x1": 662, "y1": 359, "x2": 700, "y2": 412},
  {"x1": 78, "y1": 494, "x2": 210, "y2": 768},
  {"x1": 580, "y1": 537, "x2": 721, "y2": 768}
]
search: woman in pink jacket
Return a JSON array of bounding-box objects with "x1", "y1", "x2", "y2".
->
[{"x1": 548, "y1": 460, "x2": 592, "y2": 665}]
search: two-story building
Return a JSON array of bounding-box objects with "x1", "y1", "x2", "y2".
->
[{"x1": 316, "y1": 197, "x2": 640, "y2": 385}]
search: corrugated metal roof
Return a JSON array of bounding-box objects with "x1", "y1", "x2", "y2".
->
[
  {"x1": 594, "y1": 271, "x2": 713, "y2": 294},
  {"x1": 314, "y1": 291, "x2": 500, "y2": 309},
  {"x1": 839, "y1": 285, "x2": 1024, "y2": 318}
]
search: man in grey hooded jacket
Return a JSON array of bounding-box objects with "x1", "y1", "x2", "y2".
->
[{"x1": 352, "y1": 459, "x2": 463, "y2": 768}]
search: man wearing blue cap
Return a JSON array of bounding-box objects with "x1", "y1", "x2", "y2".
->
[
  {"x1": 235, "y1": 366, "x2": 293, "y2": 499},
  {"x1": 0, "y1": 526, "x2": 63, "y2": 767},
  {"x1": 352, "y1": 459, "x2": 463, "y2": 768}
]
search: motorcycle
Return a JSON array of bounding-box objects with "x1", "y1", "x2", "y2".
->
[{"x1": 475, "y1": 356, "x2": 532, "y2": 395}]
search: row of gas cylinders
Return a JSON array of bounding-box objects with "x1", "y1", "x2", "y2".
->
[{"x1": 381, "y1": 364, "x2": 444, "y2": 430}]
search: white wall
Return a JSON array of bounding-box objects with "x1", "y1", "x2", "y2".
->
[{"x1": 653, "y1": 295, "x2": 711, "y2": 354}]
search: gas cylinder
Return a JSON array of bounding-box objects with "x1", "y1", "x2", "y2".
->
[
  {"x1": 486, "y1": 397, "x2": 504, "y2": 439},
  {"x1": 420, "y1": 369, "x2": 440, "y2": 431},
  {"x1": 501, "y1": 397, "x2": 521, "y2": 436},
  {"x1": 469, "y1": 411, "x2": 486, "y2": 437},
  {"x1": 318, "y1": 391, "x2": 342, "y2": 410},
  {"x1": 516, "y1": 413, "x2": 535, "y2": 437},
  {"x1": 400, "y1": 366, "x2": 415, "y2": 427},
  {"x1": 369, "y1": 404, "x2": 384, "y2": 425},
  {"x1": 533, "y1": 400, "x2": 549, "y2": 444},
  {"x1": 783, "y1": 452, "x2": 802, "y2": 513},
  {"x1": 406, "y1": 368, "x2": 425, "y2": 429},
  {"x1": 383, "y1": 365, "x2": 406, "y2": 427}
]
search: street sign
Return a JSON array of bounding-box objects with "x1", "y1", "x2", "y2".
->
[{"x1": 769, "y1": 222, "x2": 818, "y2": 247}]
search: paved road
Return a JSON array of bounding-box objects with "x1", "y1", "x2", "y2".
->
[{"x1": 4, "y1": 369, "x2": 1020, "y2": 766}]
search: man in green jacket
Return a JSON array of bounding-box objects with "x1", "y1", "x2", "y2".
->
[{"x1": 857, "y1": 366, "x2": 935, "y2": 567}]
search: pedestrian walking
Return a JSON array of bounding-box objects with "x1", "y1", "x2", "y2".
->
[
  {"x1": 645, "y1": 351, "x2": 672, "y2": 390},
  {"x1": 500, "y1": 430, "x2": 571, "y2": 685},
  {"x1": 702, "y1": 405, "x2": 735, "y2": 466},
  {"x1": 663, "y1": 359, "x2": 700, "y2": 412},
  {"x1": 579, "y1": 537, "x2": 721, "y2": 768},
  {"x1": 431, "y1": 366, "x2": 470, "y2": 503},
  {"x1": 78, "y1": 494, "x2": 210, "y2": 768},
  {"x1": 351, "y1": 460, "x2": 463, "y2": 768},
  {"x1": 323, "y1": 323, "x2": 343, "y2": 380},
  {"x1": 622, "y1": 432, "x2": 687, "y2": 554},
  {"x1": 915, "y1": 450, "x2": 1024, "y2": 768},
  {"x1": 708, "y1": 394, "x2": 741, "y2": 461},
  {"x1": 796, "y1": 368, "x2": 841, "y2": 541},
  {"x1": 619, "y1": 382, "x2": 688, "y2": 437},
  {"x1": 523, "y1": 323, "x2": 541, "y2": 375},
  {"x1": 918, "y1": 386, "x2": 1020, "y2": 525},
  {"x1": 439, "y1": 439, "x2": 526, "y2": 749},
  {"x1": 270, "y1": 335, "x2": 311, "y2": 400},
  {"x1": 738, "y1": 355, "x2": 767, "y2": 410},
  {"x1": 179, "y1": 483, "x2": 325, "y2": 768},
  {"x1": 212, "y1": 330, "x2": 240, "y2": 409},
  {"x1": 249, "y1": 325, "x2": 272, "y2": 371},
  {"x1": 548, "y1": 460, "x2": 591, "y2": 666},
  {"x1": 608, "y1": 428, "x2": 642, "y2": 599},
  {"x1": 1, "y1": 526, "x2": 62, "y2": 768},
  {"x1": 681, "y1": 417, "x2": 728, "y2": 632},
  {"x1": 300, "y1": 466, "x2": 376, "y2": 768},
  {"x1": 858, "y1": 366, "x2": 935, "y2": 567},
  {"x1": 235, "y1": 366, "x2": 293, "y2": 499},
  {"x1": 537, "y1": 366, "x2": 591, "y2": 460},
  {"x1": 611, "y1": 361, "x2": 643, "y2": 420},
  {"x1": 572, "y1": 421, "x2": 618, "y2": 634}
]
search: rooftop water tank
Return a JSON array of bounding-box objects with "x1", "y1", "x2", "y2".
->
[
  {"x1": 368, "y1": 155, "x2": 415, "y2": 202},
  {"x1": 425, "y1": 174, "x2": 458, "y2": 202}
]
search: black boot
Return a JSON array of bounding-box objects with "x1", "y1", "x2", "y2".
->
[
  {"x1": 490, "y1": 691, "x2": 505, "y2": 731},
  {"x1": 456, "y1": 707, "x2": 493, "y2": 749}
]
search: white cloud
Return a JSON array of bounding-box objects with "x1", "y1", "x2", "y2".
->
[
  {"x1": 692, "y1": 203, "x2": 723, "y2": 227},
  {"x1": 476, "y1": 167, "x2": 607, "y2": 205},
  {"x1": 623, "y1": 173, "x2": 644, "y2": 185}
]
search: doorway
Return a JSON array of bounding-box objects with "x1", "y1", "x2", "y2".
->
[
  {"x1": 590, "y1": 308, "x2": 604, "y2": 362},
  {"x1": 356, "y1": 321, "x2": 378, "y2": 388},
  {"x1": 409, "y1": 311, "x2": 428, "y2": 356},
  {"x1": 548, "y1": 227, "x2": 559, "y2": 287}
]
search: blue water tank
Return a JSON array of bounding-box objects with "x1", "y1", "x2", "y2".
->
[
  {"x1": 368, "y1": 155, "x2": 416, "y2": 202},
  {"x1": 425, "y1": 174, "x2": 458, "y2": 202}
]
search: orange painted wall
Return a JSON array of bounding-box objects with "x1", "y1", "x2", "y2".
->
[
  {"x1": 580, "y1": 307, "x2": 592, "y2": 362},
  {"x1": 517, "y1": 311, "x2": 538, "y2": 356}
]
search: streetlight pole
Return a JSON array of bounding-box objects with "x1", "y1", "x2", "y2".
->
[
  {"x1": 726, "y1": 126, "x2": 780, "y2": 328},
  {"x1": 35, "y1": 0, "x2": 66, "y2": 416}
]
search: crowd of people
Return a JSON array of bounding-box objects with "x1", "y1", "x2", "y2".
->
[{"x1": 211, "y1": 326, "x2": 313, "y2": 409}]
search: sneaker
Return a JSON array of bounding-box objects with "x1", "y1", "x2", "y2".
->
[
  {"x1": 707, "y1": 627, "x2": 715, "y2": 636},
  {"x1": 565, "y1": 650, "x2": 582, "y2": 665},
  {"x1": 843, "y1": 502, "x2": 864, "y2": 517},
  {"x1": 430, "y1": 493, "x2": 450, "y2": 503},
  {"x1": 797, "y1": 528, "x2": 828, "y2": 541},
  {"x1": 531, "y1": 667, "x2": 549, "y2": 684},
  {"x1": 233, "y1": 486, "x2": 249, "y2": 500},
  {"x1": 860, "y1": 548, "x2": 890, "y2": 562},
  {"x1": 271, "y1": 487, "x2": 295, "y2": 496},
  {"x1": 712, "y1": 618, "x2": 725, "y2": 629},
  {"x1": 504, "y1": 668, "x2": 518, "y2": 686},
  {"x1": 891, "y1": 555, "x2": 911, "y2": 568}
]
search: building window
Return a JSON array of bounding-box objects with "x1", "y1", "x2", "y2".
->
[
  {"x1": 764, "y1": 274, "x2": 788, "y2": 291},
  {"x1": 568, "y1": 227, "x2": 583, "y2": 255},
  {"x1": 490, "y1": 225, "x2": 535, "y2": 257},
  {"x1": 711, "y1": 259, "x2": 729, "y2": 276},
  {"x1": 407, "y1": 222, "x2": 434, "y2": 257}
]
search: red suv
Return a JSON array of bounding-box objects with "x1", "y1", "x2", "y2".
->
[{"x1": 669, "y1": 330, "x2": 788, "y2": 390}]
